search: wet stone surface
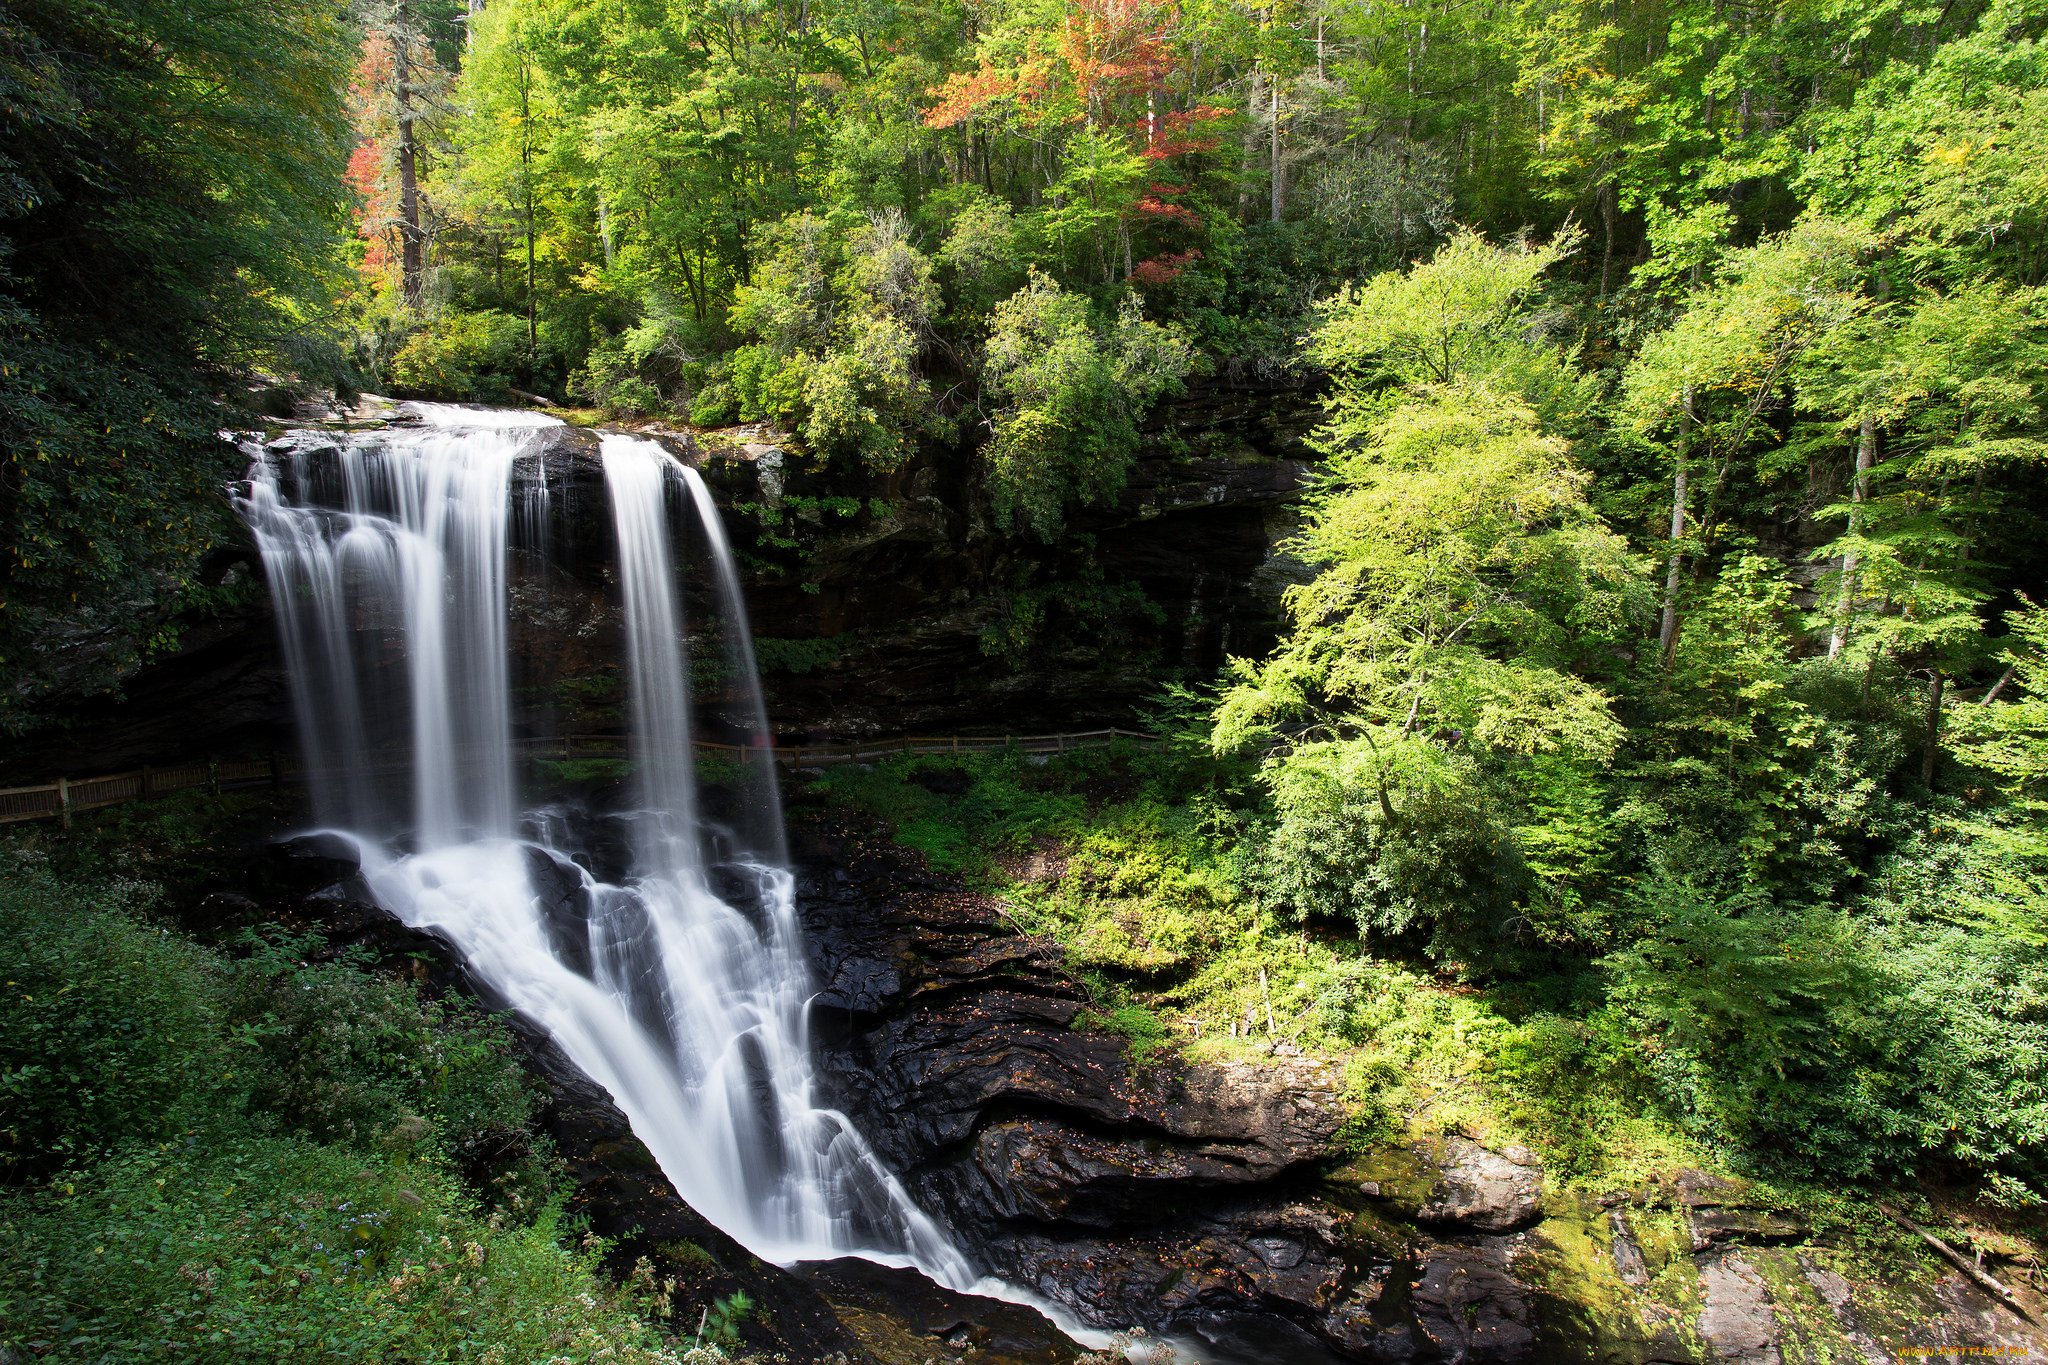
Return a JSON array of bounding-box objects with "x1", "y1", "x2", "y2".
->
[{"x1": 791, "y1": 809, "x2": 2048, "y2": 1365}]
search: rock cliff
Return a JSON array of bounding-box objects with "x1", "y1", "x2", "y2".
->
[
  {"x1": 787, "y1": 805, "x2": 2048, "y2": 1365},
  {"x1": 3, "y1": 379, "x2": 1320, "y2": 776}
]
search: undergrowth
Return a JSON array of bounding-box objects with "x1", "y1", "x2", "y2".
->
[
  {"x1": 800, "y1": 735, "x2": 2048, "y2": 1247},
  {"x1": 0, "y1": 864, "x2": 746, "y2": 1363},
  {"x1": 800, "y1": 741, "x2": 1710, "y2": 1185}
]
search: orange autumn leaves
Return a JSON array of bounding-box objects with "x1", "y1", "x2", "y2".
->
[
  {"x1": 922, "y1": 0, "x2": 1225, "y2": 152},
  {"x1": 921, "y1": 0, "x2": 1225, "y2": 285}
]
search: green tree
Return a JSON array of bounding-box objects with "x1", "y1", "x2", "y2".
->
[
  {"x1": 1217, "y1": 232, "x2": 1641, "y2": 965},
  {"x1": 1952, "y1": 598, "x2": 2048, "y2": 940},
  {"x1": 1622, "y1": 218, "x2": 1876, "y2": 663},
  {"x1": 1216, "y1": 231, "x2": 1636, "y2": 761},
  {"x1": 0, "y1": 0, "x2": 350, "y2": 729},
  {"x1": 980, "y1": 270, "x2": 1193, "y2": 538}
]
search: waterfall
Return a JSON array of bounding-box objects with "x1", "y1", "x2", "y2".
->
[{"x1": 240, "y1": 407, "x2": 971, "y2": 1276}]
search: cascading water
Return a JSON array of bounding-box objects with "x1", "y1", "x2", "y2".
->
[{"x1": 239, "y1": 406, "x2": 971, "y2": 1276}]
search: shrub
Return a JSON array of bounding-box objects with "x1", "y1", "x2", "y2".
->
[
  {"x1": 385, "y1": 309, "x2": 528, "y2": 401},
  {"x1": 0, "y1": 873, "x2": 545, "y2": 1199},
  {"x1": 689, "y1": 382, "x2": 740, "y2": 426},
  {"x1": 1604, "y1": 860, "x2": 2048, "y2": 1184},
  {"x1": 0, "y1": 1136, "x2": 685, "y2": 1363},
  {"x1": 0, "y1": 870, "x2": 677, "y2": 1362},
  {"x1": 1073, "y1": 1001, "x2": 1173, "y2": 1063},
  {"x1": 1246, "y1": 776, "x2": 1532, "y2": 972},
  {"x1": 0, "y1": 874, "x2": 223, "y2": 1181},
  {"x1": 225, "y1": 932, "x2": 530, "y2": 1151}
]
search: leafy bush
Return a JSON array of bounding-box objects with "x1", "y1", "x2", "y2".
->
[
  {"x1": 0, "y1": 875, "x2": 222, "y2": 1181},
  {"x1": 0, "y1": 873, "x2": 546, "y2": 1196},
  {"x1": 750, "y1": 635, "x2": 849, "y2": 676},
  {"x1": 1246, "y1": 754, "x2": 1532, "y2": 971},
  {"x1": 1605, "y1": 860, "x2": 2048, "y2": 1184},
  {"x1": 0, "y1": 868, "x2": 699, "y2": 1362},
  {"x1": 386, "y1": 309, "x2": 529, "y2": 401},
  {"x1": 981, "y1": 272, "x2": 1193, "y2": 539},
  {"x1": 1073, "y1": 1001, "x2": 1173, "y2": 1063},
  {"x1": 0, "y1": 1136, "x2": 685, "y2": 1363},
  {"x1": 225, "y1": 931, "x2": 532, "y2": 1150},
  {"x1": 689, "y1": 383, "x2": 741, "y2": 426},
  {"x1": 608, "y1": 376, "x2": 666, "y2": 416},
  {"x1": 700, "y1": 1290, "x2": 757, "y2": 1348}
]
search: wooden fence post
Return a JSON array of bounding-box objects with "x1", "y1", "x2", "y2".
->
[
  {"x1": 208, "y1": 759, "x2": 220, "y2": 796},
  {"x1": 57, "y1": 777, "x2": 70, "y2": 830}
]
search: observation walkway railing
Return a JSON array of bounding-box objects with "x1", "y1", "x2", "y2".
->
[{"x1": 0, "y1": 728, "x2": 1162, "y2": 827}]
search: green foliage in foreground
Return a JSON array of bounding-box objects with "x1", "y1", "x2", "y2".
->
[
  {"x1": 805, "y1": 738, "x2": 2048, "y2": 1200},
  {"x1": 0, "y1": 870, "x2": 711, "y2": 1364}
]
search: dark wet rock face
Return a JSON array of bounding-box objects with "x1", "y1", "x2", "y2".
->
[
  {"x1": 799, "y1": 1257, "x2": 1076, "y2": 1365},
  {"x1": 1414, "y1": 1136, "x2": 1543, "y2": 1233},
  {"x1": 3, "y1": 379, "x2": 1322, "y2": 772},
  {"x1": 793, "y1": 810, "x2": 2048, "y2": 1365},
  {"x1": 792, "y1": 810, "x2": 1488, "y2": 1360}
]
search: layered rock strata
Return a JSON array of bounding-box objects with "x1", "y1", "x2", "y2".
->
[{"x1": 790, "y1": 808, "x2": 2048, "y2": 1365}]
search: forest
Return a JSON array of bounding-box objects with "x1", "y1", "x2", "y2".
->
[{"x1": 4, "y1": 0, "x2": 2048, "y2": 1354}]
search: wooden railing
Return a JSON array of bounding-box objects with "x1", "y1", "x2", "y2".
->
[
  {"x1": 704, "y1": 727, "x2": 1158, "y2": 767},
  {"x1": 0, "y1": 756, "x2": 289, "y2": 828},
  {"x1": 0, "y1": 728, "x2": 1161, "y2": 827}
]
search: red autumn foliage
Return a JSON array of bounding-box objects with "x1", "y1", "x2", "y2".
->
[
  {"x1": 1131, "y1": 249, "x2": 1202, "y2": 285},
  {"x1": 1141, "y1": 104, "x2": 1229, "y2": 158},
  {"x1": 347, "y1": 33, "x2": 402, "y2": 281},
  {"x1": 1134, "y1": 180, "x2": 1201, "y2": 226},
  {"x1": 923, "y1": 59, "x2": 1043, "y2": 129},
  {"x1": 924, "y1": 0, "x2": 1187, "y2": 132},
  {"x1": 1055, "y1": 0, "x2": 1176, "y2": 114}
]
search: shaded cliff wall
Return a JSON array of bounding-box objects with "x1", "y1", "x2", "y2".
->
[{"x1": 1, "y1": 377, "x2": 1324, "y2": 777}]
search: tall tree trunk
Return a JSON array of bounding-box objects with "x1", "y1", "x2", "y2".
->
[
  {"x1": 393, "y1": 3, "x2": 424, "y2": 308},
  {"x1": 1922, "y1": 671, "x2": 1945, "y2": 787},
  {"x1": 1658, "y1": 390, "x2": 1694, "y2": 666},
  {"x1": 1241, "y1": 68, "x2": 1263, "y2": 217},
  {"x1": 1828, "y1": 414, "x2": 1876, "y2": 657},
  {"x1": 520, "y1": 51, "x2": 537, "y2": 360},
  {"x1": 1598, "y1": 178, "x2": 1616, "y2": 301},
  {"x1": 536, "y1": 187, "x2": 544, "y2": 358},
  {"x1": 1270, "y1": 80, "x2": 1283, "y2": 223}
]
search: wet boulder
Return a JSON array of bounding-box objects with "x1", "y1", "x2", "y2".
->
[{"x1": 1414, "y1": 1136, "x2": 1544, "y2": 1233}]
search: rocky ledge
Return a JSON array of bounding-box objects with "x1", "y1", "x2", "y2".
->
[
  {"x1": 4, "y1": 378, "x2": 1322, "y2": 776},
  {"x1": 790, "y1": 809, "x2": 2048, "y2": 1365}
]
